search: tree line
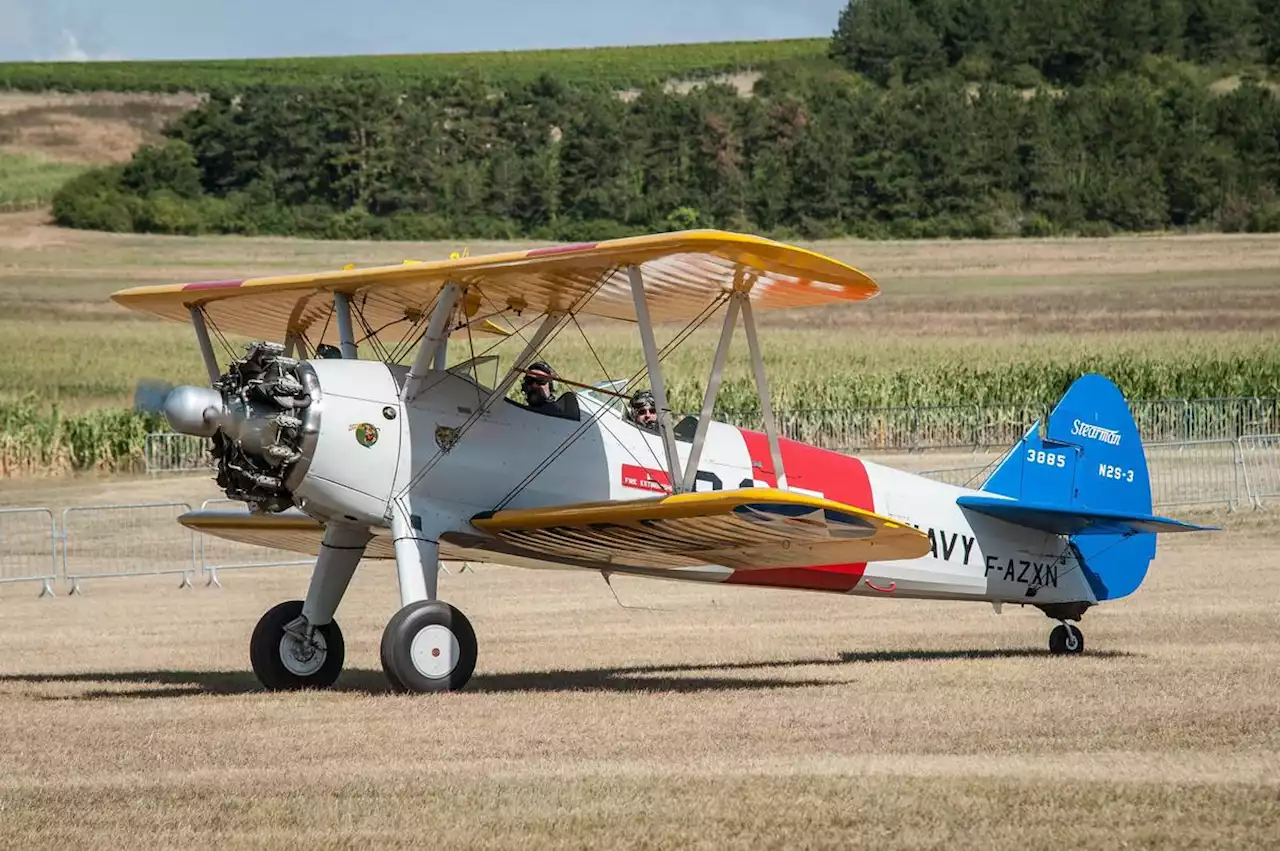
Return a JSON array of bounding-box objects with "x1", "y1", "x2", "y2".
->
[
  {"x1": 831, "y1": 0, "x2": 1280, "y2": 86},
  {"x1": 52, "y1": 68, "x2": 1280, "y2": 241}
]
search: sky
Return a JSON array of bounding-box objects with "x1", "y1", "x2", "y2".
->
[{"x1": 0, "y1": 0, "x2": 849, "y2": 62}]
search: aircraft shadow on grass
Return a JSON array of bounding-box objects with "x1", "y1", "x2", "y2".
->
[{"x1": 3, "y1": 647, "x2": 1137, "y2": 701}]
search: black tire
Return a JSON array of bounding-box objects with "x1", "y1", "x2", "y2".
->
[
  {"x1": 1049, "y1": 623, "x2": 1084, "y2": 655},
  {"x1": 249, "y1": 600, "x2": 345, "y2": 690},
  {"x1": 380, "y1": 600, "x2": 477, "y2": 693},
  {"x1": 380, "y1": 626, "x2": 406, "y2": 693}
]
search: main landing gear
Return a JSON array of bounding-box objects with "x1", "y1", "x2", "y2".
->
[{"x1": 248, "y1": 511, "x2": 479, "y2": 694}]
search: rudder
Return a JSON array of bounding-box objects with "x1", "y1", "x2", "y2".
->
[{"x1": 979, "y1": 374, "x2": 1157, "y2": 601}]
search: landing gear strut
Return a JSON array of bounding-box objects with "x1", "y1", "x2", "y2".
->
[
  {"x1": 250, "y1": 523, "x2": 365, "y2": 692},
  {"x1": 377, "y1": 502, "x2": 478, "y2": 693},
  {"x1": 247, "y1": 509, "x2": 479, "y2": 694},
  {"x1": 1049, "y1": 621, "x2": 1084, "y2": 655}
]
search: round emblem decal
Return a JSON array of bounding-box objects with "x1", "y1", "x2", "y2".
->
[{"x1": 354, "y1": 423, "x2": 379, "y2": 447}]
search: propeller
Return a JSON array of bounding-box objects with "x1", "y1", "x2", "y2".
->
[
  {"x1": 133, "y1": 379, "x2": 176, "y2": 414},
  {"x1": 132, "y1": 379, "x2": 226, "y2": 437}
]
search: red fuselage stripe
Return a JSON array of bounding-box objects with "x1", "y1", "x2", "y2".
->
[{"x1": 724, "y1": 427, "x2": 874, "y2": 593}]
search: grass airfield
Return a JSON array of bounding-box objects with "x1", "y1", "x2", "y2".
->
[
  {"x1": 3, "y1": 194, "x2": 1280, "y2": 844},
  {"x1": 0, "y1": 469, "x2": 1277, "y2": 848}
]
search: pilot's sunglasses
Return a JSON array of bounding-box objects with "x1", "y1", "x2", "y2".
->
[{"x1": 636, "y1": 405, "x2": 656, "y2": 415}]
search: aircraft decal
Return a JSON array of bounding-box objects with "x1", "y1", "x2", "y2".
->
[
  {"x1": 619, "y1": 464, "x2": 727, "y2": 494},
  {"x1": 984, "y1": 554, "x2": 1061, "y2": 589},
  {"x1": 905, "y1": 524, "x2": 978, "y2": 565},
  {"x1": 621, "y1": 463, "x2": 670, "y2": 493},
  {"x1": 351, "y1": 422, "x2": 379, "y2": 447},
  {"x1": 1072, "y1": 418, "x2": 1122, "y2": 446},
  {"x1": 435, "y1": 425, "x2": 460, "y2": 452}
]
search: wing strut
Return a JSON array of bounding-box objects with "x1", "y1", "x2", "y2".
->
[
  {"x1": 190, "y1": 306, "x2": 221, "y2": 384},
  {"x1": 627, "y1": 264, "x2": 684, "y2": 493},
  {"x1": 333, "y1": 292, "x2": 358, "y2": 359},
  {"x1": 404, "y1": 282, "x2": 462, "y2": 402},
  {"x1": 392, "y1": 308, "x2": 569, "y2": 501},
  {"x1": 680, "y1": 292, "x2": 740, "y2": 492},
  {"x1": 741, "y1": 296, "x2": 787, "y2": 489}
]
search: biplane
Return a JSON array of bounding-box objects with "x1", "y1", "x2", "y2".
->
[{"x1": 111, "y1": 230, "x2": 1215, "y2": 694}]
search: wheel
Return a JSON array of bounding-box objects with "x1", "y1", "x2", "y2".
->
[
  {"x1": 1049, "y1": 622, "x2": 1084, "y2": 655},
  {"x1": 249, "y1": 600, "x2": 345, "y2": 690},
  {"x1": 380, "y1": 627, "x2": 406, "y2": 693},
  {"x1": 380, "y1": 600, "x2": 477, "y2": 693}
]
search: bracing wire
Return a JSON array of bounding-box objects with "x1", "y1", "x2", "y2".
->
[
  {"x1": 491, "y1": 292, "x2": 729, "y2": 512},
  {"x1": 392, "y1": 269, "x2": 618, "y2": 500},
  {"x1": 202, "y1": 309, "x2": 238, "y2": 363},
  {"x1": 569, "y1": 311, "x2": 667, "y2": 475},
  {"x1": 351, "y1": 302, "x2": 394, "y2": 364}
]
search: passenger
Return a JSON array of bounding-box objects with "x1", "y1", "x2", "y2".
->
[
  {"x1": 626, "y1": 389, "x2": 659, "y2": 432},
  {"x1": 521, "y1": 361, "x2": 580, "y2": 421}
]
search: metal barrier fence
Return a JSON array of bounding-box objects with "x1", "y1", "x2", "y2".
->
[
  {"x1": 61, "y1": 502, "x2": 199, "y2": 594},
  {"x1": 5, "y1": 433, "x2": 1280, "y2": 597},
  {"x1": 730, "y1": 396, "x2": 1280, "y2": 453},
  {"x1": 1145, "y1": 439, "x2": 1247, "y2": 511},
  {"x1": 144, "y1": 432, "x2": 211, "y2": 474},
  {"x1": 197, "y1": 498, "x2": 313, "y2": 586},
  {"x1": 0, "y1": 508, "x2": 57, "y2": 596},
  {"x1": 142, "y1": 396, "x2": 1280, "y2": 472},
  {"x1": 1239, "y1": 435, "x2": 1280, "y2": 508}
]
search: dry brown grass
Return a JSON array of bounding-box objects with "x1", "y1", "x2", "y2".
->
[
  {"x1": 5, "y1": 212, "x2": 1280, "y2": 335},
  {"x1": 0, "y1": 92, "x2": 201, "y2": 165},
  {"x1": 0, "y1": 474, "x2": 1276, "y2": 849}
]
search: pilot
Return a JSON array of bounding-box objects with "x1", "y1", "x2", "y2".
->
[
  {"x1": 627, "y1": 389, "x2": 659, "y2": 432},
  {"x1": 521, "y1": 361, "x2": 580, "y2": 421}
]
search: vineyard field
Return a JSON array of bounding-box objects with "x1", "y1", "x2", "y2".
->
[{"x1": 0, "y1": 38, "x2": 828, "y2": 93}]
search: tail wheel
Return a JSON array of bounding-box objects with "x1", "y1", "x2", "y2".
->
[
  {"x1": 1049, "y1": 622, "x2": 1084, "y2": 655},
  {"x1": 380, "y1": 600, "x2": 477, "y2": 693},
  {"x1": 250, "y1": 600, "x2": 345, "y2": 690}
]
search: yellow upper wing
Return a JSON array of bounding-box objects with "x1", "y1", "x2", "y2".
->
[
  {"x1": 109, "y1": 230, "x2": 879, "y2": 350},
  {"x1": 467, "y1": 488, "x2": 930, "y2": 571}
]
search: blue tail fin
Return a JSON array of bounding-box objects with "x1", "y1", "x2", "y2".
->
[{"x1": 960, "y1": 374, "x2": 1217, "y2": 601}]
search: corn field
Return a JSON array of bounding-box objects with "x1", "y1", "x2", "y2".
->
[
  {"x1": 0, "y1": 399, "x2": 162, "y2": 477},
  {"x1": 6, "y1": 327, "x2": 1280, "y2": 477}
]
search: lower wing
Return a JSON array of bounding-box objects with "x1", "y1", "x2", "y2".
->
[{"x1": 178, "y1": 488, "x2": 931, "y2": 572}]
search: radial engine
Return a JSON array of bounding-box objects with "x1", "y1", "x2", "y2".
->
[{"x1": 163, "y1": 341, "x2": 319, "y2": 513}]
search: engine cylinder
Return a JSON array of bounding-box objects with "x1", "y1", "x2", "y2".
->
[{"x1": 204, "y1": 341, "x2": 321, "y2": 513}]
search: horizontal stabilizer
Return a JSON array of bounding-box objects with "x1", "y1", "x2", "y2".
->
[{"x1": 957, "y1": 495, "x2": 1219, "y2": 536}]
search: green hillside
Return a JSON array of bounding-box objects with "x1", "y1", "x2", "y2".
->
[
  {"x1": 22, "y1": 0, "x2": 1280, "y2": 242},
  {"x1": 0, "y1": 38, "x2": 829, "y2": 93}
]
